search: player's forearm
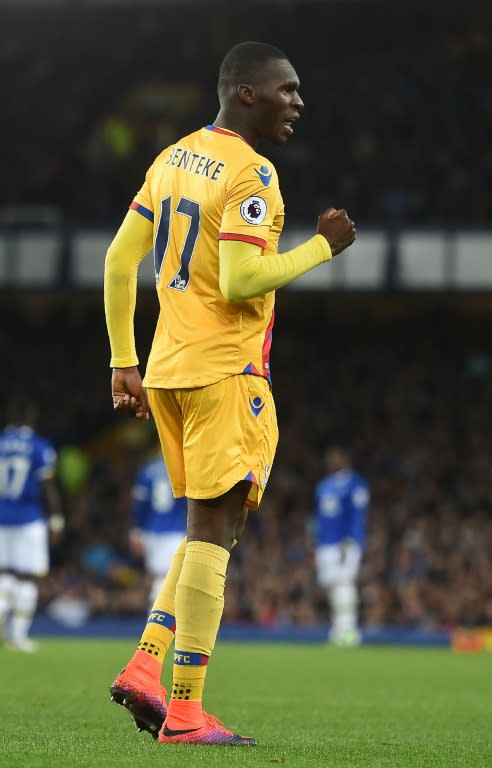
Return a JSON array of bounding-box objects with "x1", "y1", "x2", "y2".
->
[
  {"x1": 219, "y1": 235, "x2": 332, "y2": 303},
  {"x1": 104, "y1": 256, "x2": 140, "y2": 367},
  {"x1": 104, "y1": 211, "x2": 153, "y2": 367},
  {"x1": 42, "y1": 478, "x2": 63, "y2": 521}
]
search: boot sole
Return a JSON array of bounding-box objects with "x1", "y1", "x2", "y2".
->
[{"x1": 110, "y1": 685, "x2": 166, "y2": 739}]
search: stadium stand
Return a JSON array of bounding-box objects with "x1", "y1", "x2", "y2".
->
[
  {"x1": 0, "y1": 1, "x2": 490, "y2": 227},
  {"x1": 1, "y1": 292, "x2": 491, "y2": 634},
  {"x1": 1, "y1": 0, "x2": 491, "y2": 640}
]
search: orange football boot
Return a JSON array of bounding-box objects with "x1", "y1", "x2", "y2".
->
[
  {"x1": 158, "y1": 711, "x2": 256, "y2": 746},
  {"x1": 110, "y1": 650, "x2": 167, "y2": 739}
]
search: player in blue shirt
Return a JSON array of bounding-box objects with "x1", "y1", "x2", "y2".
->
[
  {"x1": 312, "y1": 445, "x2": 370, "y2": 646},
  {"x1": 0, "y1": 394, "x2": 63, "y2": 652},
  {"x1": 130, "y1": 446, "x2": 187, "y2": 609}
]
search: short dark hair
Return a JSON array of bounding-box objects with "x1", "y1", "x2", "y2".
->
[
  {"x1": 218, "y1": 41, "x2": 288, "y2": 99},
  {"x1": 324, "y1": 445, "x2": 351, "y2": 473},
  {"x1": 6, "y1": 393, "x2": 38, "y2": 427}
]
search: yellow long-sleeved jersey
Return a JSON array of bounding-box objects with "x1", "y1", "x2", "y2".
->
[{"x1": 104, "y1": 124, "x2": 331, "y2": 387}]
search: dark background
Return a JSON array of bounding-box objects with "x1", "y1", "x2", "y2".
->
[
  {"x1": 2, "y1": 0, "x2": 490, "y2": 227},
  {"x1": 1, "y1": 0, "x2": 491, "y2": 632}
]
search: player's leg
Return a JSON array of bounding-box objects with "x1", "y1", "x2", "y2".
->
[
  {"x1": 110, "y1": 537, "x2": 186, "y2": 736},
  {"x1": 0, "y1": 527, "x2": 16, "y2": 642},
  {"x1": 315, "y1": 545, "x2": 340, "y2": 640},
  {"x1": 9, "y1": 574, "x2": 39, "y2": 652},
  {"x1": 330, "y1": 542, "x2": 362, "y2": 646},
  {"x1": 330, "y1": 580, "x2": 361, "y2": 645},
  {"x1": 233, "y1": 505, "x2": 249, "y2": 544},
  {"x1": 159, "y1": 375, "x2": 277, "y2": 746},
  {"x1": 111, "y1": 547, "x2": 186, "y2": 737},
  {"x1": 0, "y1": 571, "x2": 16, "y2": 643},
  {"x1": 110, "y1": 389, "x2": 186, "y2": 737},
  {"x1": 318, "y1": 543, "x2": 362, "y2": 646},
  {"x1": 8, "y1": 520, "x2": 48, "y2": 652},
  {"x1": 161, "y1": 482, "x2": 249, "y2": 741}
]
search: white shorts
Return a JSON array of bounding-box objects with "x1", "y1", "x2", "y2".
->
[
  {"x1": 315, "y1": 543, "x2": 362, "y2": 588},
  {"x1": 142, "y1": 532, "x2": 184, "y2": 576},
  {"x1": 0, "y1": 520, "x2": 49, "y2": 577}
]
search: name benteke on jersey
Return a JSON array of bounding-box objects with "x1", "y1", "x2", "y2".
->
[{"x1": 165, "y1": 146, "x2": 225, "y2": 181}]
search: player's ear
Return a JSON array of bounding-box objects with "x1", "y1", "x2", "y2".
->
[{"x1": 238, "y1": 84, "x2": 254, "y2": 105}]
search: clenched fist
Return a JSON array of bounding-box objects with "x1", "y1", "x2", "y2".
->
[{"x1": 317, "y1": 207, "x2": 356, "y2": 256}]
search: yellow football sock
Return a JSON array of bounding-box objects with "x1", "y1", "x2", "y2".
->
[
  {"x1": 170, "y1": 541, "x2": 230, "y2": 705},
  {"x1": 137, "y1": 536, "x2": 187, "y2": 663}
]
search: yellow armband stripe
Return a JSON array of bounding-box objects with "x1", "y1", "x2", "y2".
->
[
  {"x1": 104, "y1": 209, "x2": 153, "y2": 368},
  {"x1": 219, "y1": 234, "x2": 332, "y2": 303}
]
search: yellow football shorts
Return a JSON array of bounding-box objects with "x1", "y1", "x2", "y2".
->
[{"x1": 147, "y1": 374, "x2": 278, "y2": 509}]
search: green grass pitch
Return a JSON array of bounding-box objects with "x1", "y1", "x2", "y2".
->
[{"x1": 1, "y1": 638, "x2": 491, "y2": 767}]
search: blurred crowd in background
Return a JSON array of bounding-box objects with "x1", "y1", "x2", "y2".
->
[
  {"x1": 1, "y1": 0, "x2": 491, "y2": 228},
  {"x1": 1, "y1": 0, "x2": 491, "y2": 632},
  {"x1": 2, "y1": 292, "x2": 491, "y2": 631}
]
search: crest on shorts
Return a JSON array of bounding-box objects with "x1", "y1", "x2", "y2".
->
[
  {"x1": 240, "y1": 196, "x2": 267, "y2": 225},
  {"x1": 249, "y1": 396, "x2": 265, "y2": 417}
]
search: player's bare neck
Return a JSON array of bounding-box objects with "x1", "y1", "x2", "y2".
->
[{"x1": 213, "y1": 109, "x2": 258, "y2": 149}]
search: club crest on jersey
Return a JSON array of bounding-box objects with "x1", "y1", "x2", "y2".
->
[
  {"x1": 240, "y1": 196, "x2": 267, "y2": 225},
  {"x1": 254, "y1": 165, "x2": 273, "y2": 186},
  {"x1": 249, "y1": 396, "x2": 265, "y2": 417},
  {"x1": 168, "y1": 274, "x2": 188, "y2": 291}
]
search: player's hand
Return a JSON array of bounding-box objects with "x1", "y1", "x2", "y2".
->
[
  {"x1": 317, "y1": 207, "x2": 356, "y2": 256},
  {"x1": 48, "y1": 514, "x2": 65, "y2": 547},
  {"x1": 112, "y1": 366, "x2": 149, "y2": 420}
]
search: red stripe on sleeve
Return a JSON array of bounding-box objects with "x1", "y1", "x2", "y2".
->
[
  {"x1": 129, "y1": 201, "x2": 154, "y2": 222},
  {"x1": 219, "y1": 232, "x2": 267, "y2": 249}
]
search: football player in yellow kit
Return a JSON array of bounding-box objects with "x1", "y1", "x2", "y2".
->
[{"x1": 105, "y1": 41, "x2": 356, "y2": 746}]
